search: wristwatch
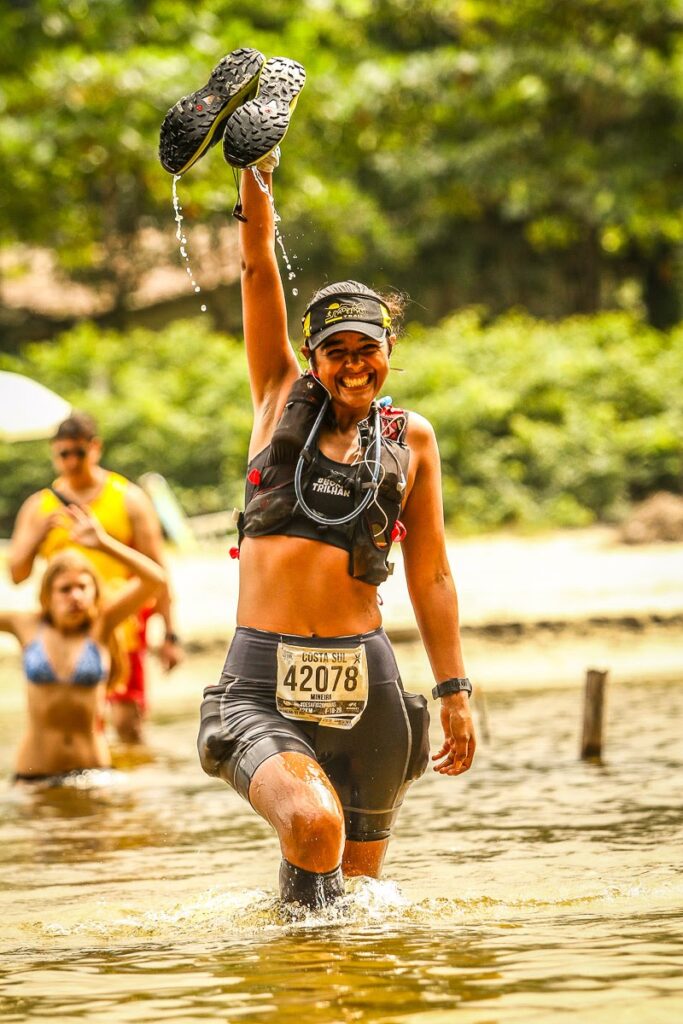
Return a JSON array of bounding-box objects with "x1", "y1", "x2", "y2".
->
[{"x1": 431, "y1": 677, "x2": 472, "y2": 700}]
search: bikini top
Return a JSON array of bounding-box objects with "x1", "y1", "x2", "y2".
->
[{"x1": 23, "y1": 632, "x2": 107, "y2": 687}]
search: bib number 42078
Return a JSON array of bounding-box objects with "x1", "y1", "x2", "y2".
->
[
  {"x1": 276, "y1": 642, "x2": 368, "y2": 729},
  {"x1": 281, "y1": 663, "x2": 359, "y2": 694}
]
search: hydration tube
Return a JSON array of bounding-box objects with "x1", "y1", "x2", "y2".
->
[{"x1": 293, "y1": 397, "x2": 383, "y2": 527}]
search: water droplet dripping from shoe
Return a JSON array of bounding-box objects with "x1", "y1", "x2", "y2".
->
[
  {"x1": 172, "y1": 176, "x2": 204, "y2": 308},
  {"x1": 251, "y1": 167, "x2": 300, "y2": 298}
]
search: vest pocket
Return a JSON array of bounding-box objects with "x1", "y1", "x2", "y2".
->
[
  {"x1": 267, "y1": 374, "x2": 328, "y2": 466},
  {"x1": 242, "y1": 485, "x2": 295, "y2": 536},
  {"x1": 401, "y1": 690, "x2": 430, "y2": 781}
]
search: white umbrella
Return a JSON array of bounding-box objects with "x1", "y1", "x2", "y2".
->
[{"x1": 0, "y1": 371, "x2": 72, "y2": 442}]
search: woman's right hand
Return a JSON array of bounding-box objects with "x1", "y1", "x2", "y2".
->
[{"x1": 66, "y1": 504, "x2": 107, "y2": 549}]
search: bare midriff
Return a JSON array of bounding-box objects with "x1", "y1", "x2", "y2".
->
[
  {"x1": 237, "y1": 535, "x2": 383, "y2": 637},
  {"x1": 16, "y1": 684, "x2": 110, "y2": 775}
]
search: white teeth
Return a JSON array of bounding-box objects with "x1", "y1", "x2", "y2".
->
[{"x1": 341, "y1": 374, "x2": 370, "y2": 389}]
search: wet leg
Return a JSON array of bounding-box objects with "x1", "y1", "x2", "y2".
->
[
  {"x1": 110, "y1": 700, "x2": 144, "y2": 745},
  {"x1": 342, "y1": 838, "x2": 389, "y2": 878},
  {"x1": 249, "y1": 751, "x2": 345, "y2": 907}
]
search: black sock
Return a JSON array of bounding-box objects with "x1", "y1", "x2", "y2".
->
[{"x1": 279, "y1": 858, "x2": 345, "y2": 909}]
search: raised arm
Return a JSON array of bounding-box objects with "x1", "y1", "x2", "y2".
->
[
  {"x1": 0, "y1": 609, "x2": 37, "y2": 644},
  {"x1": 8, "y1": 493, "x2": 63, "y2": 584},
  {"x1": 239, "y1": 167, "x2": 300, "y2": 449},
  {"x1": 400, "y1": 415, "x2": 476, "y2": 776},
  {"x1": 66, "y1": 506, "x2": 166, "y2": 636}
]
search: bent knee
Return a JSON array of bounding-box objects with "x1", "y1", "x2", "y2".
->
[
  {"x1": 287, "y1": 801, "x2": 345, "y2": 866},
  {"x1": 248, "y1": 752, "x2": 345, "y2": 868}
]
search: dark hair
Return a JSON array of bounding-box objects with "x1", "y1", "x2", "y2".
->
[
  {"x1": 52, "y1": 412, "x2": 98, "y2": 442},
  {"x1": 305, "y1": 280, "x2": 408, "y2": 336}
]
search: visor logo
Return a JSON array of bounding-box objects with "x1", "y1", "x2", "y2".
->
[
  {"x1": 324, "y1": 301, "x2": 367, "y2": 325},
  {"x1": 303, "y1": 296, "x2": 392, "y2": 342}
]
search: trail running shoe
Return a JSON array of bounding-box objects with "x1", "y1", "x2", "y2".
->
[
  {"x1": 159, "y1": 47, "x2": 265, "y2": 175},
  {"x1": 222, "y1": 57, "x2": 306, "y2": 169}
]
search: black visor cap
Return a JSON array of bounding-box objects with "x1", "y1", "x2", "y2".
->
[{"x1": 303, "y1": 295, "x2": 392, "y2": 350}]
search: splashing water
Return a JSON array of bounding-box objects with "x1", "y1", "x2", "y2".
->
[
  {"x1": 172, "y1": 176, "x2": 207, "y2": 313},
  {"x1": 19, "y1": 873, "x2": 683, "y2": 947},
  {"x1": 251, "y1": 167, "x2": 299, "y2": 296},
  {"x1": 31, "y1": 879, "x2": 416, "y2": 944}
]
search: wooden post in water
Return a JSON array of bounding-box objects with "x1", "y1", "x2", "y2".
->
[{"x1": 580, "y1": 668, "x2": 608, "y2": 762}]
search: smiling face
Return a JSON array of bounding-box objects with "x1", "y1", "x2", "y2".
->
[{"x1": 307, "y1": 331, "x2": 394, "y2": 413}]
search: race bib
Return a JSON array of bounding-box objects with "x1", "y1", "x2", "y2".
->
[{"x1": 276, "y1": 642, "x2": 368, "y2": 730}]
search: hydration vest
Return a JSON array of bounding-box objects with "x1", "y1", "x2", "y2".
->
[{"x1": 238, "y1": 377, "x2": 410, "y2": 586}]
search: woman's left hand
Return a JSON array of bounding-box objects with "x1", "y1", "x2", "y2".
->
[
  {"x1": 433, "y1": 693, "x2": 476, "y2": 775},
  {"x1": 66, "y1": 504, "x2": 106, "y2": 549}
]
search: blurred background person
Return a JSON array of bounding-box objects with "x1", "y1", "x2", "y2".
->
[
  {"x1": 7, "y1": 412, "x2": 183, "y2": 746},
  {"x1": 0, "y1": 505, "x2": 166, "y2": 783}
]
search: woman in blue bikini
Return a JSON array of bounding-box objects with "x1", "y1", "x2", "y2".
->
[{"x1": 0, "y1": 505, "x2": 166, "y2": 784}]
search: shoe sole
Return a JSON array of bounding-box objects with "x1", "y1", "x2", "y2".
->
[
  {"x1": 223, "y1": 57, "x2": 306, "y2": 169},
  {"x1": 159, "y1": 47, "x2": 265, "y2": 175}
]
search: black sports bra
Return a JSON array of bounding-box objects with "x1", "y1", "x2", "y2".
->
[
  {"x1": 297, "y1": 449, "x2": 358, "y2": 519},
  {"x1": 244, "y1": 444, "x2": 357, "y2": 553},
  {"x1": 239, "y1": 404, "x2": 411, "y2": 584}
]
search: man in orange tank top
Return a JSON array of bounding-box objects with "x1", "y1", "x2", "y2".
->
[{"x1": 8, "y1": 412, "x2": 183, "y2": 744}]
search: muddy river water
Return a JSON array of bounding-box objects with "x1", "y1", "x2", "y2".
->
[{"x1": 1, "y1": 650, "x2": 681, "y2": 1023}]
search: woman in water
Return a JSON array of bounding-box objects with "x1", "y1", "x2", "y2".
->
[
  {"x1": 0, "y1": 505, "x2": 166, "y2": 784},
  {"x1": 189, "y1": 52, "x2": 475, "y2": 909}
]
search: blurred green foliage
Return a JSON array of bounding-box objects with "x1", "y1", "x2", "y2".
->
[
  {"x1": 1, "y1": 0, "x2": 682, "y2": 326},
  {"x1": 1, "y1": 1, "x2": 682, "y2": 535},
  {"x1": 393, "y1": 309, "x2": 683, "y2": 531},
  {"x1": 1, "y1": 311, "x2": 681, "y2": 536}
]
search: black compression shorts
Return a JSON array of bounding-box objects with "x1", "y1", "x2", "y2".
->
[{"x1": 197, "y1": 626, "x2": 430, "y2": 842}]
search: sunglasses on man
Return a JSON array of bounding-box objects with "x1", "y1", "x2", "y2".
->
[{"x1": 56, "y1": 446, "x2": 88, "y2": 460}]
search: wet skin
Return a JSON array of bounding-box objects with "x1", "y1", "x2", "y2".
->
[
  {"x1": 237, "y1": 332, "x2": 408, "y2": 639},
  {"x1": 249, "y1": 752, "x2": 389, "y2": 877},
  {"x1": 5, "y1": 506, "x2": 166, "y2": 777},
  {"x1": 236, "y1": 167, "x2": 475, "y2": 882},
  {"x1": 237, "y1": 333, "x2": 402, "y2": 875},
  {"x1": 16, "y1": 567, "x2": 111, "y2": 777}
]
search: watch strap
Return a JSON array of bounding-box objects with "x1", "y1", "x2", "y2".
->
[{"x1": 431, "y1": 677, "x2": 472, "y2": 700}]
